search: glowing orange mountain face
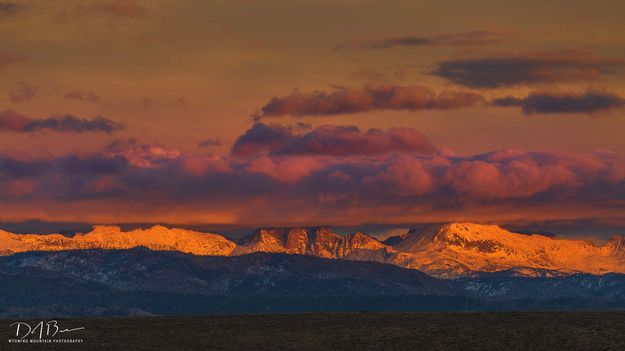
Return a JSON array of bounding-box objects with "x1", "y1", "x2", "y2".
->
[
  {"x1": 0, "y1": 225, "x2": 236, "y2": 256},
  {"x1": 1, "y1": 223, "x2": 623, "y2": 278}
]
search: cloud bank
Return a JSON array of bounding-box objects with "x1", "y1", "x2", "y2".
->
[{"x1": 1, "y1": 125, "x2": 624, "y2": 226}]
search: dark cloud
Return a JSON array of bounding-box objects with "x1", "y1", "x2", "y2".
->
[
  {"x1": 95, "y1": 0, "x2": 148, "y2": 18},
  {"x1": 23, "y1": 116, "x2": 124, "y2": 134},
  {"x1": 231, "y1": 123, "x2": 296, "y2": 157},
  {"x1": 8, "y1": 82, "x2": 38, "y2": 103},
  {"x1": 492, "y1": 90, "x2": 625, "y2": 114},
  {"x1": 232, "y1": 123, "x2": 437, "y2": 157},
  {"x1": 0, "y1": 110, "x2": 125, "y2": 134},
  {"x1": 58, "y1": 155, "x2": 129, "y2": 175},
  {"x1": 293, "y1": 121, "x2": 312, "y2": 131},
  {"x1": 64, "y1": 91, "x2": 100, "y2": 103},
  {"x1": 334, "y1": 29, "x2": 509, "y2": 50},
  {"x1": 254, "y1": 85, "x2": 483, "y2": 119},
  {"x1": 335, "y1": 36, "x2": 433, "y2": 50},
  {"x1": 197, "y1": 138, "x2": 224, "y2": 147},
  {"x1": 0, "y1": 1, "x2": 23, "y2": 17},
  {"x1": 197, "y1": 138, "x2": 224, "y2": 148},
  {"x1": 434, "y1": 50, "x2": 624, "y2": 88},
  {"x1": 0, "y1": 156, "x2": 49, "y2": 178}
]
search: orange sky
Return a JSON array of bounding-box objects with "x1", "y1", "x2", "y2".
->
[{"x1": 1, "y1": 0, "x2": 625, "y2": 235}]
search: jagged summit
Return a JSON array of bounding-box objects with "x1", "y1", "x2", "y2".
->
[
  {"x1": 232, "y1": 227, "x2": 386, "y2": 259},
  {"x1": 1, "y1": 222, "x2": 624, "y2": 278},
  {"x1": 604, "y1": 235, "x2": 625, "y2": 256}
]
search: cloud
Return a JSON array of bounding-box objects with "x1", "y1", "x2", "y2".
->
[
  {"x1": 95, "y1": 0, "x2": 148, "y2": 18},
  {"x1": 0, "y1": 155, "x2": 49, "y2": 178},
  {"x1": 0, "y1": 110, "x2": 125, "y2": 134},
  {"x1": 432, "y1": 29, "x2": 512, "y2": 46},
  {"x1": 492, "y1": 90, "x2": 625, "y2": 114},
  {"x1": 254, "y1": 85, "x2": 483, "y2": 119},
  {"x1": 64, "y1": 91, "x2": 100, "y2": 103},
  {"x1": 243, "y1": 155, "x2": 328, "y2": 183},
  {"x1": 0, "y1": 52, "x2": 25, "y2": 70},
  {"x1": 434, "y1": 50, "x2": 624, "y2": 88},
  {"x1": 0, "y1": 1, "x2": 23, "y2": 17},
  {"x1": 104, "y1": 139, "x2": 181, "y2": 168},
  {"x1": 231, "y1": 123, "x2": 437, "y2": 157},
  {"x1": 444, "y1": 157, "x2": 579, "y2": 200},
  {"x1": 363, "y1": 155, "x2": 435, "y2": 196},
  {"x1": 58, "y1": 154, "x2": 129, "y2": 175},
  {"x1": 230, "y1": 123, "x2": 295, "y2": 157},
  {"x1": 334, "y1": 29, "x2": 510, "y2": 49},
  {"x1": 283, "y1": 125, "x2": 437, "y2": 156},
  {"x1": 1, "y1": 143, "x2": 624, "y2": 226},
  {"x1": 8, "y1": 82, "x2": 38, "y2": 103},
  {"x1": 197, "y1": 138, "x2": 224, "y2": 148},
  {"x1": 336, "y1": 36, "x2": 433, "y2": 50}
]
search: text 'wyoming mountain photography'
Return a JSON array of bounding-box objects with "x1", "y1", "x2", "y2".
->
[{"x1": 1, "y1": 0, "x2": 625, "y2": 350}]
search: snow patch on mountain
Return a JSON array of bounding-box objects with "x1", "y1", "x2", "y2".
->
[{"x1": 1, "y1": 222, "x2": 624, "y2": 278}]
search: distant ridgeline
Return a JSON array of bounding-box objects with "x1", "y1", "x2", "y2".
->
[
  {"x1": 1, "y1": 222, "x2": 624, "y2": 278},
  {"x1": 0, "y1": 249, "x2": 624, "y2": 317},
  {"x1": 1, "y1": 222, "x2": 625, "y2": 317}
]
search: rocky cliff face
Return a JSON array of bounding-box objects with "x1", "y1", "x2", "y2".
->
[
  {"x1": 232, "y1": 227, "x2": 388, "y2": 260},
  {"x1": 1, "y1": 223, "x2": 624, "y2": 278},
  {"x1": 603, "y1": 235, "x2": 625, "y2": 257}
]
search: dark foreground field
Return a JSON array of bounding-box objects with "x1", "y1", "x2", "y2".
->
[{"x1": 3, "y1": 312, "x2": 625, "y2": 351}]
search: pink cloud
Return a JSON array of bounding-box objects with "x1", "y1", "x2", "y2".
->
[
  {"x1": 1, "y1": 133, "x2": 624, "y2": 226},
  {"x1": 445, "y1": 159, "x2": 580, "y2": 200},
  {"x1": 363, "y1": 155, "x2": 435, "y2": 196},
  {"x1": 244, "y1": 155, "x2": 327, "y2": 183},
  {"x1": 104, "y1": 139, "x2": 180, "y2": 168}
]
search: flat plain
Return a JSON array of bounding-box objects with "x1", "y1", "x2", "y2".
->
[{"x1": 3, "y1": 312, "x2": 625, "y2": 351}]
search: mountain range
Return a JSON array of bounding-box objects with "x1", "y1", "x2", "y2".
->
[
  {"x1": 2, "y1": 222, "x2": 625, "y2": 317},
  {"x1": 2, "y1": 222, "x2": 624, "y2": 278},
  {"x1": 1, "y1": 248, "x2": 624, "y2": 317}
]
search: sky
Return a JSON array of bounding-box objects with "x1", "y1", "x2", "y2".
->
[{"x1": 1, "y1": 0, "x2": 625, "y2": 238}]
